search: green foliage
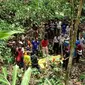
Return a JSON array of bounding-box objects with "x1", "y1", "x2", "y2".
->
[
  {"x1": 0, "y1": 29, "x2": 24, "y2": 64},
  {"x1": 0, "y1": 0, "x2": 72, "y2": 27},
  {"x1": 0, "y1": 40, "x2": 12, "y2": 64},
  {"x1": 21, "y1": 67, "x2": 32, "y2": 85},
  {"x1": 0, "y1": 65, "x2": 32, "y2": 85},
  {"x1": 32, "y1": 68, "x2": 40, "y2": 75},
  {"x1": 0, "y1": 30, "x2": 24, "y2": 40},
  {"x1": 30, "y1": 63, "x2": 64, "y2": 85},
  {"x1": 12, "y1": 65, "x2": 19, "y2": 85},
  {"x1": 0, "y1": 0, "x2": 71, "y2": 64},
  {"x1": 80, "y1": 73, "x2": 85, "y2": 80},
  {"x1": 81, "y1": 3, "x2": 85, "y2": 22}
]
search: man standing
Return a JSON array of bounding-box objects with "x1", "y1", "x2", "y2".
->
[
  {"x1": 53, "y1": 35, "x2": 59, "y2": 55},
  {"x1": 41, "y1": 37, "x2": 49, "y2": 57},
  {"x1": 32, "y1": 37, "x2": 40, "y2": 55}
]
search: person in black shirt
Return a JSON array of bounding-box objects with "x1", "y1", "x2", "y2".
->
[{"x1": 31, "y1": 53, "x2": 40, "y2": 72}]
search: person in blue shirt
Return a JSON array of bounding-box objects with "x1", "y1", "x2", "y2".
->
[
  {"x1": 61, "y1": 22, "x2": 68, "y2": 35},
  {"x1": 32, "y1": 37, "x2": 40, "y2": 55},
  {"x1": 76, "y1": 40, "x2": 80, "y2": 46},
  {"x1": 73, "y1": 40, "x2": 80, "y2": 57}
]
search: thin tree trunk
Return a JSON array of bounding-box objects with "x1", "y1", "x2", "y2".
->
[{"x1": 65, "y1": 0, "x2": 83, "y2": 85}]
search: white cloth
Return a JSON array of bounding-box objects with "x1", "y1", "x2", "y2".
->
[
  {"x1": 57, "y1": 21, "x2": 62, "y2": 29},
  {"x1": 53, "y1": 36, "x2": 59, "y2": 43},
  {"x1": 58, "y1": 36, "x2": 65, "y2": 44},
  {"x1": 22, "y1": 47, "x2": 24, "y2": 53},
  {"x1": 77, "y1": 50, "x2": 82, "y2": 55},
  {"x1": 66, "y1": 26, "x2": 70, "y2": 33},
  {"x1": 19, "y1": 41, "x2": 23, "y2": 44}
]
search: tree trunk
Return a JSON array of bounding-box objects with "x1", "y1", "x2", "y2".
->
[{"x1": 65, "y1": 0, "x2": 83, "y2": 85}]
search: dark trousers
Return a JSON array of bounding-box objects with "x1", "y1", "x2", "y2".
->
[
  {"x1": 16, "y1": 57, "x2": 24, "y2": 69},
  {"x1": 16, "y1": 61, "x2": 24, "y2": 69},
  {"x1": 32, "y1": 64, "x2": 40, "y2": 72},
  {"x1": 63, "y1": 52, "x2": 69, "y2": 70},
  {"x1": 76, "y1": 54, "x2": 81, "y2": 63},
  {"x1": 53, "y1": 43, "x2": 59, "y2": 54},
  {"x1": 63, "y1": 59, "x2": 68, "y2": 70},
  {"x1": 33, "y1": 49, "x2": 38, "y2": 56}
]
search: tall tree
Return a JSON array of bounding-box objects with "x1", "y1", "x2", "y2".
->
[{"x1": 66, "y1": 0, "x2": 83, "y2": 85}]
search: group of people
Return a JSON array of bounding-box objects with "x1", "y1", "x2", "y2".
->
[
  {"x1": 7, "y1": 19, "x2": 85, "y2": 70},
  {"x1": 44, "y1": 19, "x2": 85, "y2": 69},
  {"x1": 7, "y1": 36, "x2": 49, "y2": 71}
]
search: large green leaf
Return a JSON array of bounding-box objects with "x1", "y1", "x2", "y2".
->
[
  {"x1": 2, "y1": 67, "x2": 8, "y2": 79},
  {"x1": 21, "y1": 67, "x2": 32, "y2": 85},
  {"x1": 0, "y1": 73, "x2": 10, "y2": 85},
  {"x1": 12, "y1": 65, "x2": 19, "y2": 85},
  {"x1": 44, "y1": 78, "x2": 52, "y2": 85},
  {"x1": 0, "y1": 30, "x2": 24, "y2": 40}
]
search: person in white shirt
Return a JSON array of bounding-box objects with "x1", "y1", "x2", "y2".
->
[
  {"x1": 58, "y1": 34, "x2": 65, "y2": 54},
  {"x1": 64, "y1": 34, "x2": 70, "y2": 42},
  {"x1": 66, "y1": 25, "x2": 70, "y2": 35},
  {"x1": 57, "y1": 21, "x2": 62, "y2": 35}
]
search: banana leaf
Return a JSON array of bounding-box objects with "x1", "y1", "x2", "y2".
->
[
  {"x1": 0, "y1": 74, "x2": 10, "y2": 85},
  {"x1": 0, "y1": 30, "x2": 24, "y2": 40},
  {"x1": 2, "y1": 67, "x2": 8, "y2": 79},
  {"x1": 12, "y1": 65, "x2": 19, "y2": 85},
  {"x1": 21, "y1": 67, "x2": 32, "y2": 85}
]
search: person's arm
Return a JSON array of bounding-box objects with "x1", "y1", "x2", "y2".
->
[
  {"x1": 16, "y1": 47, "x2": 18, "y2": 52},
  {"x1": 41, "y1": 40, "x2": 43, "y2": 47},
  {"x1": 46, "y1": 40, "x2": 49, "y2": 46},
  {"x1": 37, "y1": 41, "x2": 40, "y2": 45},
  {"x1": 53, "y1": 37, "x2": 55, "y2": 45}
]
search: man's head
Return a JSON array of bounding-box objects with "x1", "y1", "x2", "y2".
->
[
  {"x1": 35, "y1": 37, "x2": 38, "y2": 41},
  {"x1": 44, "y1": 37, "x2": 47, "y2": 40}
]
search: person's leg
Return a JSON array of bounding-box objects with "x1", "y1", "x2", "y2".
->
[
  {"x1": 46, "y1": 46, "x2": 48, "y2": 56},
  {"x1": 36, "y1": 50, "x2": 38, "y2": 56},
  {"x1": 76, "y1": 54, "x2": 80, "y2": 63},
  {"x1": 42, "y1": 47, "x2": 45, "y2": 57},
  {"x1": 65, "y1": 59, "x2": 68, "y2": 70},
  {"x1": 53, "y1": 43, "x2": 55, "y2": 55},
  {"x1": 36, "y1": 65, "x2": 41, "y2": 72},
  {"x1": 63, "y1": 60, "x2": 65, "y2": 68},
  {"x1": 59, "y1": 44, "x2": 61, "y2": 54},
  {"x1": 56, "y1": 43, "x2": 59, "y2": 54}
]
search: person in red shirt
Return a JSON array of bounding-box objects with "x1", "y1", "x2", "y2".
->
[
  {"x1": 76, "y1": 44, "x2": 83, "y2": 63},
  {"x1": 41, "y1": 37, "x2": 49, "y2": 57},
  {"x1": 16, "y1": 46, "x2": 24, "y2": 68}
]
